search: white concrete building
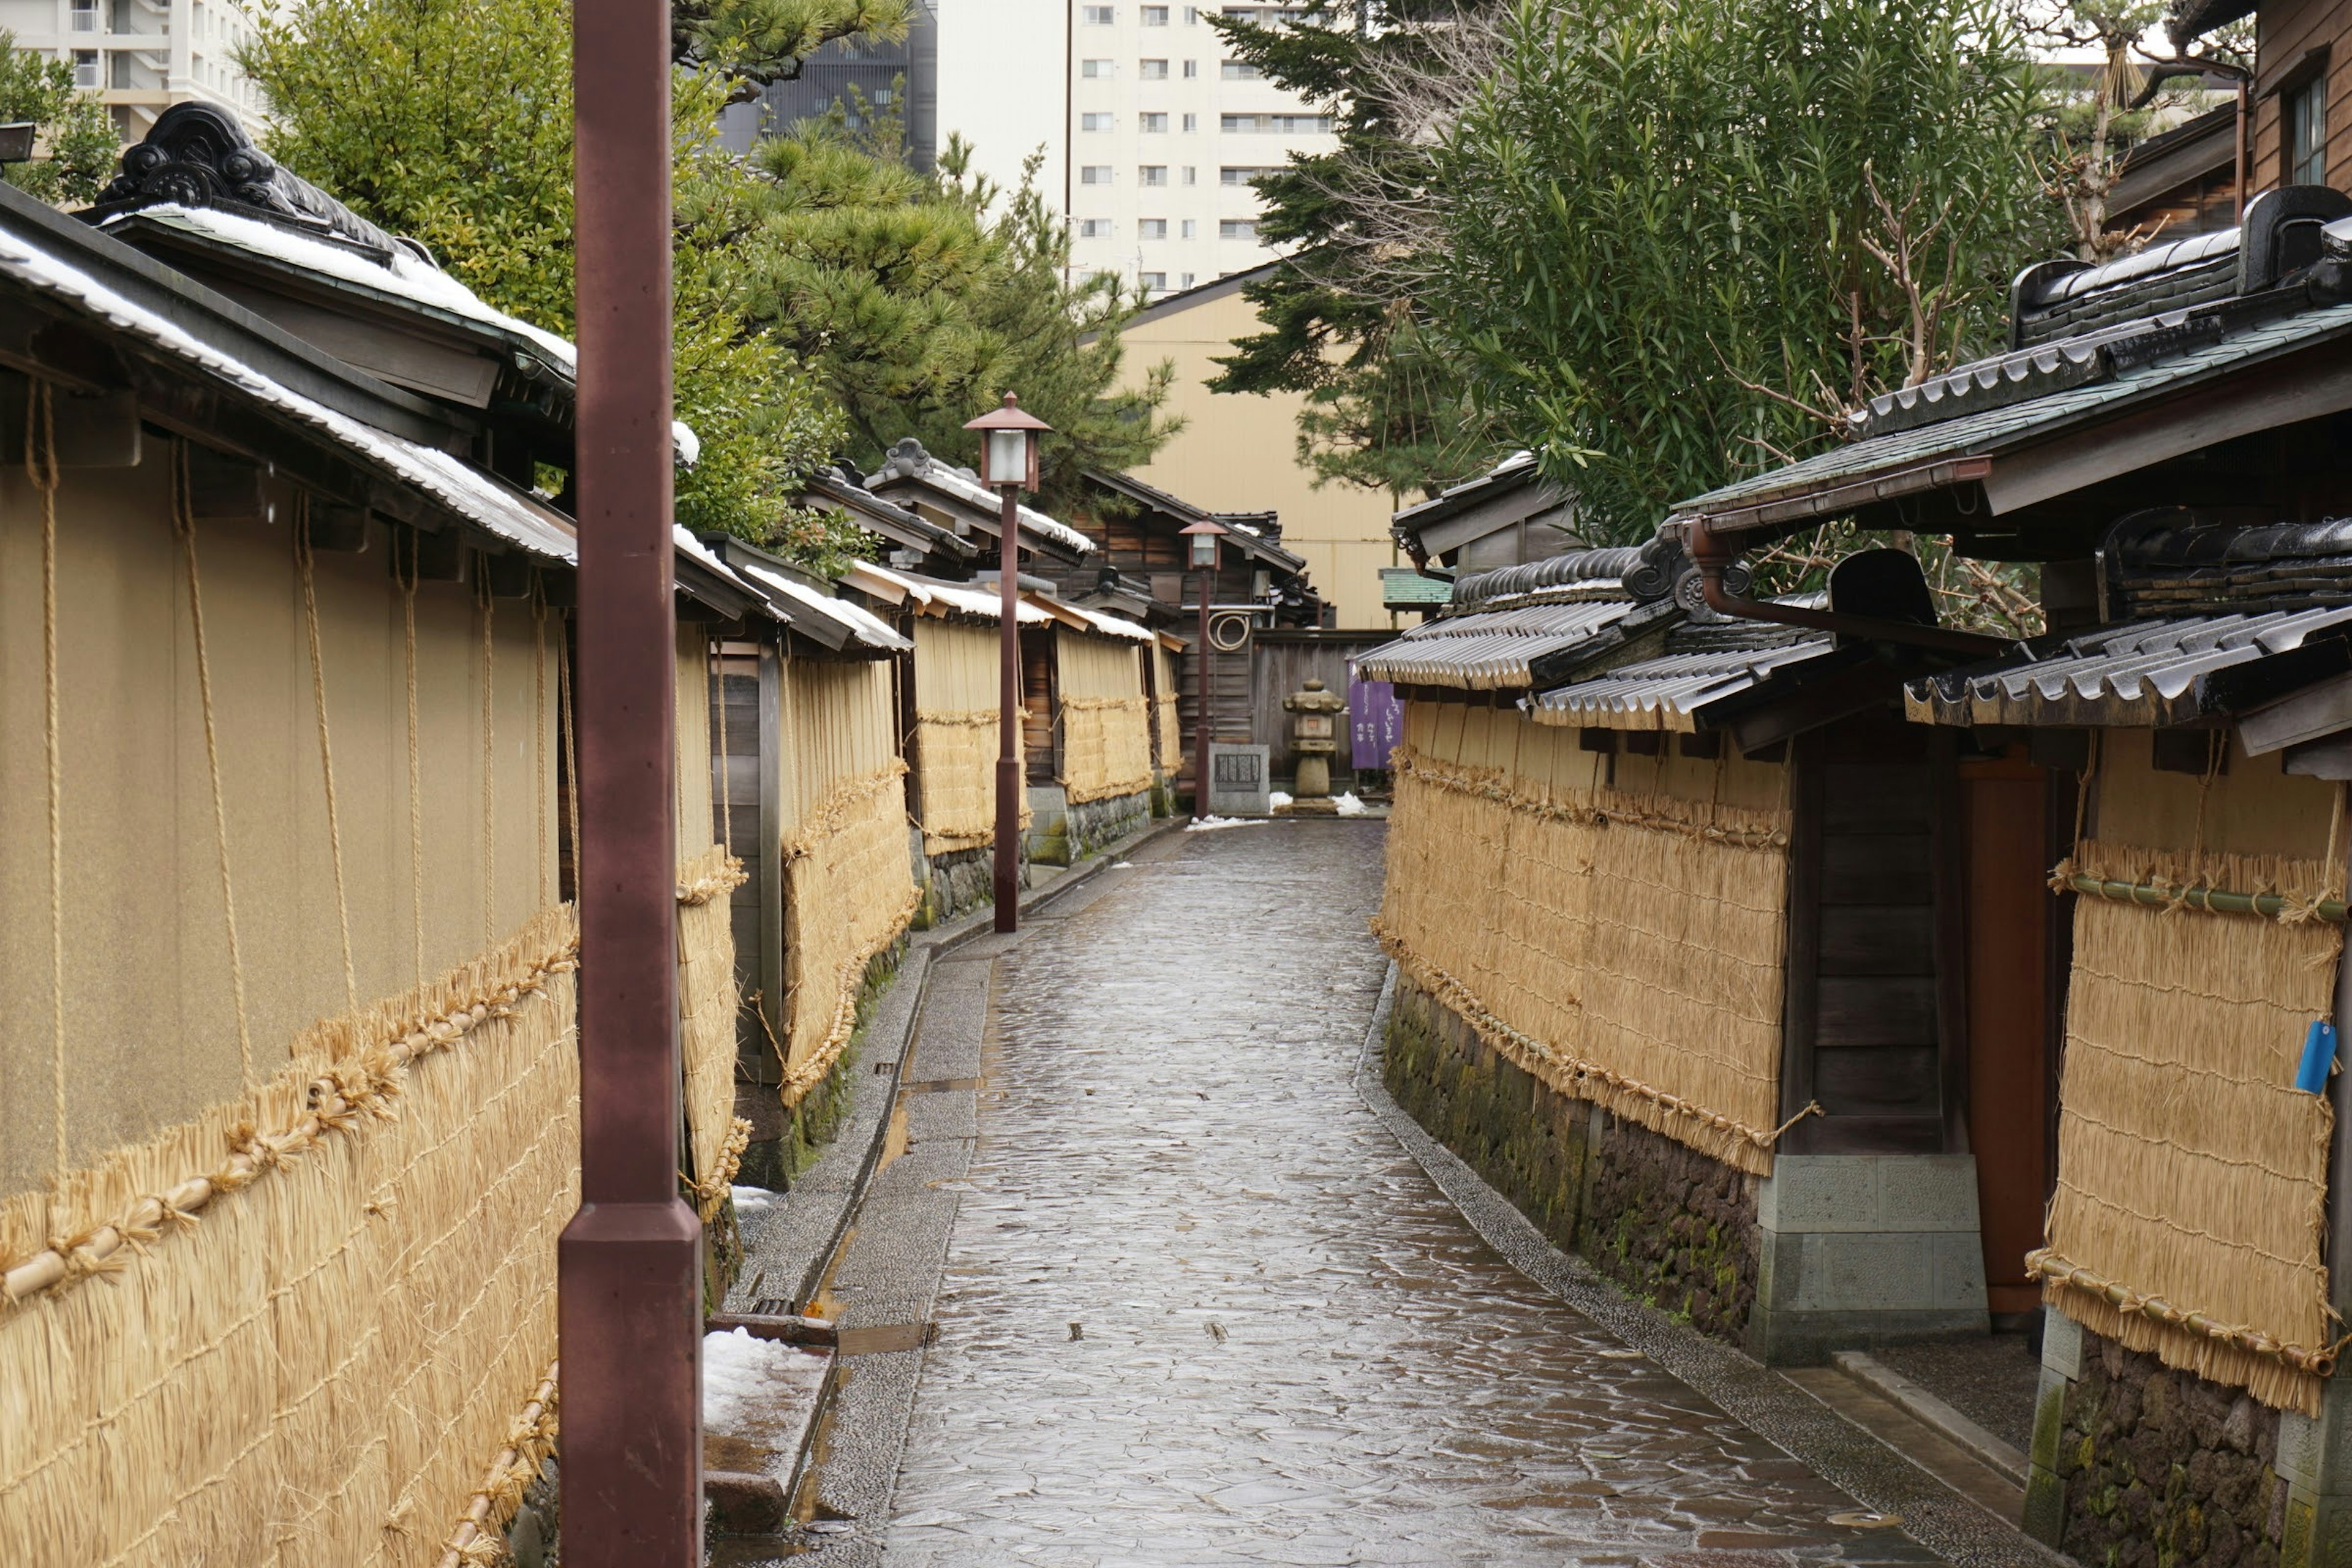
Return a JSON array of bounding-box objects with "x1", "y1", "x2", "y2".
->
[
  {"x1": 936, "y1": 1, "x2": 1340, "y2": 298},
  {"x1": 0, "y1": 0, "x2": 266, "y2": 140}
]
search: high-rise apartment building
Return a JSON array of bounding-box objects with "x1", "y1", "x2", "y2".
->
[
  {"x1": 0, "y1": 0, "x2": 266, "y2": 140},
  {"x1": 719, "y1": 1, "x2": 941, "y2": 167},
  {"x1": 937, "y1": 1, "x2": 1340, "y2": 298}
]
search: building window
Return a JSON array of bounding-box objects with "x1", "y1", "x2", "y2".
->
[
  {"x1": 1222, "y1": 113, "x2": 1333, "y2": 134},
  {"x1": 70, "y1": 0, "x2": 98, "y2": 32},
  {"x1": 72, "y1": 49, "x2": 99, "y2": 87},
  {"x1": 1082, "y1": 4, "x2": 1115, "y2": 22},
  {"x1": 1180, "y1": 217, "x2": 1197, "y2": 238},
  {"x1": 1142, "y1": 4, "x2": 1169, "y2": 22},
  {"x1": 1079, "y1": 217, "x2": 1114, "y2": 237},
  {"x1": 1220, "y1": 60, "x2": 1260, "y2": 79},
  {"x1": 1080, "y1": 165, "x2": 1114, "y2": 185},
  {"x1": 1221, "y1": 165, "x2": 1278, "y2": 184},
  {"x1": 1139, "y1": 112, "x2": 1168, "y2": 132},
  {"x1": 1220, "y1": 219, "x2": 1257, "y2": 239},
  {"x1": 1182, "y1": 165, "x2": 1197, "y2": 184},
  {"x1": 1080, "y1": 58, "x2": 1115, "y2": 78},
  {"x1": 1183, "y1": 58, "x2": 1197, "y2": 78},
  {"x1": 1182, "y1": 112, "x2": 1197, "y2": 132},
  {"x1": 1082, "y1": 111, "x2": 1115, "y2": 131},
  {"x1": 2288, "y1": 72, "x2": 2328, "y2": 186},
  {"x1": 1139, "y1": 58, "x2": 1168, "y2": 78},
  {"x1": 1141, "y1": 271, "x2": 1168, "y2": 290},
  {"x1": 1139, "y1": 217, "x2": 1168, "y2": 238},
  {"x1": 1184, "y1": 6, "x2": 1199, "y2": 20},
  {"x1": 1139, "y1": 164, "x2": 1168, "y2": 186},
  {"x1": 1181, "y1": 272, "x2": 1196, "y2": 287}
]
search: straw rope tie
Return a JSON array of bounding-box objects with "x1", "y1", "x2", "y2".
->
[{"x1": 297, "y1": 505, "x2": 361, "y2": 1016}]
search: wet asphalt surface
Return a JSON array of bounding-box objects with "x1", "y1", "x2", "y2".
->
[{"x1": 881, "y1": 821, "x2": 1947, "y2": 1567}]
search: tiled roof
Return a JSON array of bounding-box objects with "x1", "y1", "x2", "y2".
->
[
  {"x1": 1354, "y1": 600, "x2": 1637, "y2": 690},
  {"x1": 1528, "y1": 628, "x2": 1834, "y2": 733},
  {"x1": 1904, "y1": 607, "x2": 2352, "y2": 727},
  {"x1": 1674, "y1": 298, "x2": 2352, "y2": 518}
]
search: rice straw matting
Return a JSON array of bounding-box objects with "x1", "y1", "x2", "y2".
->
[
  {"x1": 1375, "y1": 745, "x2": 1796, "y2": 1175},
  {"x1": 781, "y1": 762, "x2": 920, "y2": 1106},
  {"x1": 913, "y1": 707, "x2": 1008, "y2": 853},
  {"x1": 1059, "y1": 695, "x2": 1153, "y2": 804},
  {"x1": 0, "y1": 907, "x2": 579, "y2": 1564},
  {"x1": 2036, "y1": 839, "x2": 2345, "y2": 1414},
  {"x1": 677, "y1": 843, "x2": 750, "y2": 1219}
]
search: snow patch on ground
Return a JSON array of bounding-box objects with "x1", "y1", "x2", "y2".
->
[
  {"x1": 1335, "y1": 791, "x2": 1368, "y2": 816},
  {"x1": 703, "y1": 1328, "x2": 798, "y2": 1436},
  {"x1": 730, "y1": 1184, "x2": 777, "y2": 1213},
  {"x1": 1185, "y1": 816, "x2": 1268, "y2": 832},
  {"x1": 1268, "y1": 791, "x2": 1293, "y2": 809}
]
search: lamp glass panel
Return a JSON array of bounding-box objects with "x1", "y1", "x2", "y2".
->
[
  {"x1": 1189, "y1": 532, "x2": 1216, "y2": 568},
  {"x1": 984, "y1": 429, "x2": 1030, "y2": 487}
]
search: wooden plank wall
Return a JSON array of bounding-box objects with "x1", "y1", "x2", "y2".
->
[{"x1": 2253, "y1": 0, "x2": 2352, "y2": 190}]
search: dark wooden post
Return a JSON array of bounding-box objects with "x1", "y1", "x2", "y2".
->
[
  {"x1": 560, "y1": 0, "x2": 702, "y2": 1558},
  {"x1": 995, "y1": 484, "x2": 1021, "y2": 932},
  {"x1": 1194, "y1": 567, "x2": 1211, "y2": 819}
]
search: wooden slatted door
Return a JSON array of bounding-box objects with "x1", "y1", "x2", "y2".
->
[
  {"x1": 1781, "y1": 715, "x2": 1965, "y2": 1153},
  {"x1": 1021, "y1": 628, "x2": 1057, "y2": 785},
  {"x1": 1961, "y1": 748, "x2": 2062, "y2": 1316}
]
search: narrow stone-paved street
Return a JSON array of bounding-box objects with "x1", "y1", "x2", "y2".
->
[{"x1": 882, "y1": 821, "x2": 1947, "y2": 1567}]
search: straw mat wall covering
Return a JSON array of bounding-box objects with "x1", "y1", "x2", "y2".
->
[
  {"x1": 0, "y1": 907, "x2": 579, "y2": 1564},
  {"x1": 782, "y1": 763, "x2": 919, "y2": 1106},
  {"x1": 678, "y1": 843, "x2": 749, "y2": 1219},
  {"x1": 1375, "y1": 741, "x2": 1794, "y2": 1175},
  {"x1": 910, "y1": 620, "x2": 1014, "y2": 853},
  {"x1": 2037, "y1": 837, "x2": 2345, "y2": 1414},
  {"x1": 1061, "y1": 696, "x2": 1152, "y2": 804}
]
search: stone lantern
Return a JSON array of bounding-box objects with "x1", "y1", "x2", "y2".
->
[{"x1": 1282, "y1": 677, "x2": 1349, "y2": 809}]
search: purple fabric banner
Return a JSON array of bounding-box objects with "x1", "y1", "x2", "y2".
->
[{"x1": 1349, "y1": 674, "x2": 1403, "y2": 770}]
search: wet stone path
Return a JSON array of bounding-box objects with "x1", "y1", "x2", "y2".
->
[{"x1": 884, "y1": 821, "x2": 1947, "y2": 1567}]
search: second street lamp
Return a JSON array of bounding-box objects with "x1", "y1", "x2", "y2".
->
[
  {"x1": 964, "y1": 393, "x2": 1051, "y2": 933},
  {"x1": 1178, "y1": 516, "x2": 1228, "y2": 821}
]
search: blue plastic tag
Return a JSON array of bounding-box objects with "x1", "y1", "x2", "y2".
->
[{"x1": 2297, "y1": 1020, "x2": 2339, "y2": 1096}]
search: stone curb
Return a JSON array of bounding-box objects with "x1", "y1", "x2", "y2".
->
[
  {"x1": 1832, "y1": 1351, "x2": 2034, "y2": 1488},
  {"x1": 1349, "y1": 962, "x2": 2073, "y2": 1568}
]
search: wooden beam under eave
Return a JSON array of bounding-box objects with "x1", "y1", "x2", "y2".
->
[{"x1": 1981, "y1": 339, "x2": 2352, "y2": 515}]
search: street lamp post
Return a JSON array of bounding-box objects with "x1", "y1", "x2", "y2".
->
[
  {"x1": 1178, "y1": 517, "x2": 1229, "y2": 820},
  {"x1": 965, "y1": 394, "x2": 1050, "y2": 934},
  {"x1": 562, "y1": 0, "x2": 700, "y2": 1559}
]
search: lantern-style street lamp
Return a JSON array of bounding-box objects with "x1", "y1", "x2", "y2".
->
[
  {"x1": 965, "y1": 393, "x2": 1052, "y2": 932},
  {"x1": 1178, "y1": 516, "x2": 1229, "y2": 820}
]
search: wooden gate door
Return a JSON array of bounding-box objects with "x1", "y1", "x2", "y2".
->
[{"x1": 1961, "y1": 747, "x2": 2060, "y2": 1318}]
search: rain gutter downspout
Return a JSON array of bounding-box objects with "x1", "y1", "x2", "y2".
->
[{"x1": 1684, "y1": 516, "x2": 2016, "y2": 658}]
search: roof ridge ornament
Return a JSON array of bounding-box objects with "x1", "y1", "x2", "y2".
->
[{"x1": 92, "y1": 102, "x2": 417, "y2": 263}]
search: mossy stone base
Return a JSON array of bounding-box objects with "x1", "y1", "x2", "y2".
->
[
  {"x1": 736, "y1": 933, "x2": 908, "y2": 1192},
  {"x1": 1384, "y1": 976, "x2": 1760, "y2": 1344}
]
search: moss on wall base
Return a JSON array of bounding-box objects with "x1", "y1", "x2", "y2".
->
[
  {"x1": 913, "y1": 845, "x2": 1010, "y2": 930},
  {"x1": 1384, "y1": 975, "x2": 1760, "y2": 1344},
  {"x1": 2051, "y1": 1327, "x2": 2286, "y2": 1568},
  {"x1": 737, "y1": 933, "x2": 909, "y2": 1191}
]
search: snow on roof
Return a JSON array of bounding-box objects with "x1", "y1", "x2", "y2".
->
[
  {"x1": 1054, "y1": 601, "x2": 1153, "y2": 641},
  {"x1": 846, "y1": 561, "x2": 1051, "y2": 624},
  {"x1": 1, "y1": 219, "x2": 578, "y2": 565},
  {"x1": 114, "y1": 202, "x2": 579, "y2": 369},
  {"x1": 106, "y1": 204, "x2": 712, "y2": 467},
  {"x1": 737, "y1": 560, "x2": 912, "y2": 650},
  {"x1": 908, "y1": 461, "x2": 1095, "y2": 556}
]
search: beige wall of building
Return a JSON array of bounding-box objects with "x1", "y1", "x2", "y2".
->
[{"x1": 1117, "y1": 271, "x2": 1400, "y2": 630}]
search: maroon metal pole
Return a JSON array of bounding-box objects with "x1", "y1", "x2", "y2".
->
[
  {"x1": 1193, "y1": 568, "x2": 1211, "y2": 820},
  {"x1": 560, "y1": 0, "x2": 701, "y2": 1558},
  {"x1": 993, "y1": 484, "x2": 1021, "y2": 932}
]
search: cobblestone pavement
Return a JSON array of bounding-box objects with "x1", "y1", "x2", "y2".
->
[{"x1": 884, "y1": 821, "x2": 1948, "y2": 1567}]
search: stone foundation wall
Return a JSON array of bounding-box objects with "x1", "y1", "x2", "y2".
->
[
  {"x1": 913, "y1": 845, "x2": 1006, "y2": 930},
  {"x1": 1384, "y1": 976, "x2": 1761, "y2": 1344},
  {"x1": 2029, "y1": 1317, "x2": 2286, "y2": 1568},
  {"x1": 1031, "y1": 787, "x2": 1151, "y2": 866},
  {"x1": 736, "y1": 933, "x2": 908, "y2": 1191}
]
